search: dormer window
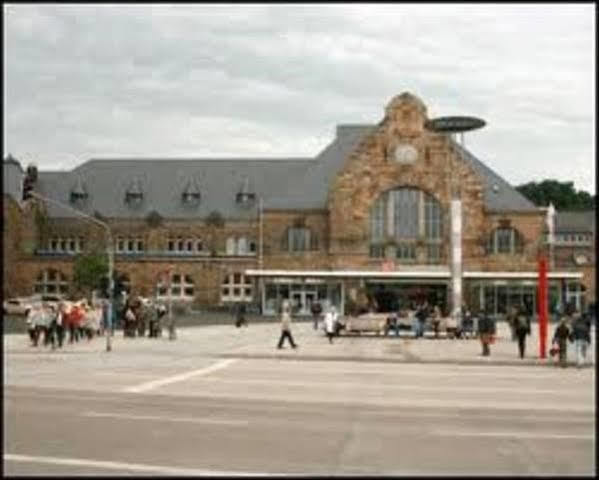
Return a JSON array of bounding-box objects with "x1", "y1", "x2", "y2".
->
[
  {"x1": 125, "y1": 178, "x2": 144, "y2": 204},
  {"x1": 182, "y1": 179, "x2": 201, "y2": 204},
  {"x1": 236, "y1": 175, "x2": 256, "y2": 205},
  {"x1": 236, "y1": 192, "x2": 256, "y2": 204},
  {"x1": 70, "y1": 176, "x2": 88, "y2": 203}
]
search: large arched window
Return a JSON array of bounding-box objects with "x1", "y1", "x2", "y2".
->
[
  {"x1": 34, "y1": 269, "x2": 69, "y2": 295},
  {"x1": 369, "y1": 187, "x2": 443, "y2": 262}
]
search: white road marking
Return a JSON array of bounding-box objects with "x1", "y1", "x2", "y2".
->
[
  {"x1": 124, "y1": 358, "x2": 238, "y2": 393},
  {"x1": 3, "y1": 454, "x2": 268, "y2": 476},
  {"x1": 433, "y1": 430, "x2": 595, "y2": 440},
  {"x1": 82, "y1": 411, "x2": 248, "y2": 426},
  {"x1": 192, "y1": 376, "x2": 593, "y2": 396}
]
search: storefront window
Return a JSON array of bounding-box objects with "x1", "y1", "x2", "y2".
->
[{"x1": 262, "y1": 281, "x2": 342, "y2": 315}]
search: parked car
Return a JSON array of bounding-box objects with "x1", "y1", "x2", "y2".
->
[{"x1": 3, "y1": 296, "x2": 40, "y2": 316}]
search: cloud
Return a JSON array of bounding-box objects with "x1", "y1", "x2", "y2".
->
[{"x1": 3, "y1": 3, "x2": 595, "y2": 194}]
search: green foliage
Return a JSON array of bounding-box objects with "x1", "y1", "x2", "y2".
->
[
  {"x1": 73, "y1": 251, "x2": 108, "y2": 294},
  {"x1": 516, "y1": 180, "x2": 595, "y2": 210}
]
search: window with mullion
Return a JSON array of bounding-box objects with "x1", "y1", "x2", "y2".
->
[
  {"x1": 288, "y1": 228, "x2": 310, "y2": 252},
  {"x1": 34, "y1": 269, "x2": 68, "y2": 295},
  {"x1": 392, "y1": 189, "x2": 419, "y2": 239},
  {"x1": 370, "y1": 198, "x2": 385, "y2": 242},
  {"x1": 495, "y1": 228, "x2": 513, "y2": 254}
]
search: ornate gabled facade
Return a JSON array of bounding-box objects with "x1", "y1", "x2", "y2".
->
[{"x1": 3, "y1": 93, "x2": 593, "y2": 316}]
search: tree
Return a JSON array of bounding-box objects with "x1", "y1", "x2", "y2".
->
[
  {"x1": 516, "y1": 180, "x2": 595, "y2": 210},
  {"x1": 73, "y1": 251, "x2": 108, "y2": 297}
]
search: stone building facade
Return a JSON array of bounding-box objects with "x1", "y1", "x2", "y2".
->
[{"x1": 3, "y1": 93, "x2": 593, "y2": 317}]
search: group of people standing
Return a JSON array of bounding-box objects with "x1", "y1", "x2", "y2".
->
[
  {"x1": 493, "y1": 303, "x2": 592, "y2": 367},
  {"x1": 550, "y1": 306, "x2": 592, "y2": 368},
  {"x1": 26, "y1": 300, "x2": 103, "y2": 350},
  {"x1": 122, "y1": 297, "x2": 168, "y2": 339}
]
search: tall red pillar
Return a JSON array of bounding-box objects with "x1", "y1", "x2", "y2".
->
[{"x1": 538, "y1": 256, "x2": 548, "y2": 358}]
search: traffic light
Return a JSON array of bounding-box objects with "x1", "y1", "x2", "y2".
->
[{"x1": 22, "y1": 177, "x2": 34, "y2": 201}]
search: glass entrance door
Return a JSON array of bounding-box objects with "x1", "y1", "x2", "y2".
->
[{"x1": 291, "y1": 290, "x2": 316, "y2": 315}]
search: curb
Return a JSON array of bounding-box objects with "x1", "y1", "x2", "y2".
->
[{"x1": 216, "y1": 353, "x2": 593, "y2": 369}]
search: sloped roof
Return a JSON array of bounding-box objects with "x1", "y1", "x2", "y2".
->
[
  {"x1": 555, "y1": 210, "x2": 596, "y2": 234},
  {"x1": 29, "y1": 123, "x2": 536, "y2": 219},
  {"x1": 451, "y1": 140, "x2": 538, "y2": 212},
  {"x1": 35, "y1": 157, "x2": 314, "y2": 220}
]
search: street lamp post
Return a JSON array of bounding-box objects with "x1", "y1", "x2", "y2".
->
[
  {"x1": 424, "y1": 116, "x2": 486, "y2": 323},
  {"x1": 29, "y1": 192, "x2": 114, "y2": 352}
]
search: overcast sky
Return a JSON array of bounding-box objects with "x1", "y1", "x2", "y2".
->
[{"x1": 3, "y1": 3, "x2": 596, "y2": 194}]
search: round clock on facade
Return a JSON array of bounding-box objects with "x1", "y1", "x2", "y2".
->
[{"x1": 393, "y1": 144, "x2": 418, "y2": 164}]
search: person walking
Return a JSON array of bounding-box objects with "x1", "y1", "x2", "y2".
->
[
  {"x1": 571, "y1": 312, "x2": 591, "y2": 368},
  {"x1": 478, "y1": 307, "x2": 495, "y2": 356},
  {"x1": 431, "y1": 304, "x2": 442, "y2": 339},
  {"x1": 55, "y1": 303, "x2": 65, "y2": 348},
  {"x1": 235, "y1": 302, "x2": 248, "y2": 328},
  {"x1": 124, "y1": 302, "x2": 136, "y2": 338},
  {"x1": 507, "y1": 305, "x2": 518, "y2": 341},
  {"x1": 415, "y1": 302, "x2": 428, "y2": 338},
  {"x1": 311, "y1": 301, "x2": 323, "y2": 330},
  {"x1": 514, "y1": 305, "x2": 531, "y2": 359},
  {"x1": 277, "y1": 300, "x2": 297, "y2": 349},
  {"x1": 323, "y1": 306, "x2": 336, "y2": 344},
  {"x1": 552, "y1": 315, "x2": 572, "y2": 368}
]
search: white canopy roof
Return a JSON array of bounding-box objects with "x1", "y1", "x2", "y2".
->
[{"x1": 244, "y1": 269, "x2": 582, "y2": 280}]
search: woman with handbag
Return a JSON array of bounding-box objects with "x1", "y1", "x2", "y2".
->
[{"x1": 552, "y1": 316, "x2": 572, "y2": 368}]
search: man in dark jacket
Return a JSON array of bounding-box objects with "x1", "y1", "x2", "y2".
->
[
  {"x1": 415, "y1": 302, "x2": 428, "y2": 339},
  {"x1": 235, "y1": 302, "x2": 248, "y2": 328},
  {"x1": 514, "y1": 305, "x2": 531, "y2": 359},
  {"x1": 571, "y1": 313, "x2": 591, "y2": 368}
]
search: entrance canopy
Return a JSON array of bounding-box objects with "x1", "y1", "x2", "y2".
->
[
  {"x1": 245, "y1": 269, "x2": 451, "y2": 279},
  {"x1": 245, "y1": 269, "x2": 582, "y2": 280}
]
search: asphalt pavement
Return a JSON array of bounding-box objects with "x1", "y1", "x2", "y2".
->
[{"x1": 3, "y1": 321, "x2": 596, "y2": 476}]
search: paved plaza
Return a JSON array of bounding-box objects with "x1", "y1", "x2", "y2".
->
[{"x1": 3, "y1": 320, "x2": 596, "y2": 475}]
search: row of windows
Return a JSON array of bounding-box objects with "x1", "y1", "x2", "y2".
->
[
  {"x1": 46, "y1": 237, "x2": 85, "y2": 253},
  {"x1": 43, "y1": 229, "x2": 529, "y2": 259},
  {"x1": 43, "y1": 226, "x2": 319, "y2": 256},
  {"x1": 555, "y1": 233, "x2": 592, "y2": 245},
  {"x1": 168, "y1": 238, "x2": 204, "y2": 253},
  {"x1": 116, "y1": 237, "x2": 145, "y2": 253},
  {"x1": 369, "y1": 243, "x2": 442, "y2": 262},
  {"x1": 31, "y1": 268, "x2": 254, "y2": 304}
]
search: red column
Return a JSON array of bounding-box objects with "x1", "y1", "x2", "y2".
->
[{"x1": 538, "y1": 256, "x2": 548, "y2": 358}]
